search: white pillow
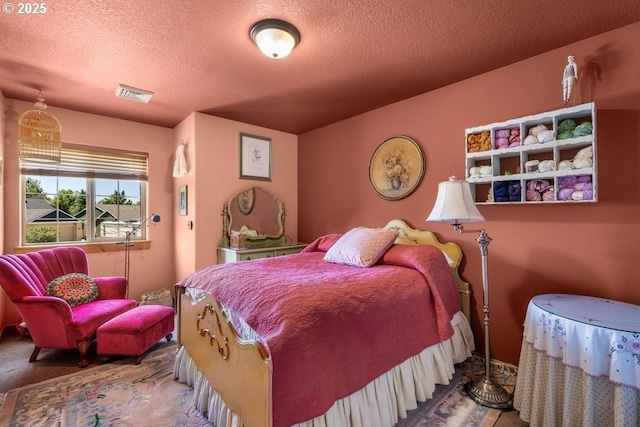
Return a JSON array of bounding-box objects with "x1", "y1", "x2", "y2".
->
[{"x1": 323, "y1": 227, "x2": 398, "y2": 268}]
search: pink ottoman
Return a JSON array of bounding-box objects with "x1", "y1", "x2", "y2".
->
[{"x1": 97, "y1": 305, "x2": 175, "y2": 364}]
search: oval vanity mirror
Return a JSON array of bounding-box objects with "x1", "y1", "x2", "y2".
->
[{"x1": 226, "y1": 186, "x2": 284, "y2": 240}]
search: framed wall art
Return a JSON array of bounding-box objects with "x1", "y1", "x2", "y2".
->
[
  {"x1": 239, "y1": 133, "x2": 272, "y2": 181},
  {"x1": 369, "y1": 135, "x2": 425, "y2": 201},
  {"x1": 178, "y1": 185, "x2": 188, "y2": 216}
]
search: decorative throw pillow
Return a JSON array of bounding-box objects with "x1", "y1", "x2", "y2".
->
[
  {"x1": 46, "y1": 273, "x2": 98, "y2": 308},
  {"x1": 323, "y1": 227, "x2": 398, "y2": 268}
]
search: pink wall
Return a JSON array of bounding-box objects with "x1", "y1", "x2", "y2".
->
[
  {"x1": 0, "y1": 101, "x2": 298, "y2": 331},
  {"x1": 172, "y1": 113, "x2": 197, "y2": 280},
  {"x1": 298, "y1": 22, "x2": 640, "y2": 365},
  {"x1": 172, "y1": 112, "x2": 298, "y2": 280},
  {"x1": 1, "y1": 99, "x2": 175, "y2": 327},
  {"x1": 0, "y1": 92, "x2": 8, "y2": 328}
]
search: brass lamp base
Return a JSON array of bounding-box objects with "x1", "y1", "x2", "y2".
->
[{"x1": 464, "y1": 375, "x2": 513, "y2": 409}]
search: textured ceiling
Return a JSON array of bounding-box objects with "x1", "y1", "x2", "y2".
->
[{"x1": 2, "y1": 1, "x2": 640, "y2": 135}]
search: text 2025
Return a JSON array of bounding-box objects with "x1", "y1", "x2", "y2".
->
[{"x1": 18, "y1": 2, "x2": 46, "y2": 14}]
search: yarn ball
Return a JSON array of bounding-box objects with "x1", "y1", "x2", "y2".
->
[
  {"x1": 495, "y1": 129, "x2": 510, "y2": 138},
  {"x1": 525, "y1": 160, "x2": 539, "y2": 173},
  {"x1": 523, "y1": 135, "x2": 539, "y2": 145},
  {"x1": 572, "y1": 122, "x2": 593, "y2": 137},
  {"x1": 508, "y1": 181, "x2": 521, "y2": 201},
  {"x1": 571, "y1": 191, "x2": 585, "y2": 201},
  {"x1": 529, "y1": 124, "x2": 548, "y2": 137},
  {"x1": 577, "y1": 175, "x2": 592, "y2": 183},
  {"x1": 557, "y1": 160, "x2": 575, "y2": 170},
  {"x1": 496, "y1": 137, "x2": 510, "y2": 148},
  {"x1": 558, "y1": 188, "x2": 575, "y2": 200},
  {"x1": 493, "y1": 181, "x2": 509, "y2": 198},
  {"x1": 559, "y1": 176, "x2": 578, "y2": 188},
  {"x1": 557, "y1": 130, "x2": 573, "y2": 140},
  {"x1": 575, "y1": 182, "x2": 593, "y2": 191},
  {"x1": 537, "y1": 130, "x2": 555, "y2": 143},
  {"x1": 571, "y1": 190, "x2": 594, "y2": 201},
  {"x1": 542, "y1": 187, "x2": 555, "y2": 202},
  {"x1": 538, "y1": 160, "x2": 555, "y2": 173},
  {"x1": 526, "y1": 190, "x2": 542, "y2": 201},
  {"x1": 509, "y1": 128, "x2": 521, "y2": 143},
  {"x1": 558, "y1": 119, "x2": 577, "y2": 133},
  {"x1": 527, "y1": 180, "x2": 550, "y2": 192},
  {"x1": 573, "y1": 157, "x2": 593, "y2": 169},
  {"x1": 479, "y1": 165, "x2": 493, "y2": 177},
  {"x1": 509, "y1": 140, "x2": 521, "y2": 147},
  {"x1": 575, "y1": 146, "x2": 593, "y2": 159}
]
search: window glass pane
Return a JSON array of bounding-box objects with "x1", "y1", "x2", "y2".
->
[
  {"x1": 94, "y1": 179, "x2": 143, "y2": 239},
  {"x1": 55, "y1": 179, "x2": 87, "y2": 218},
  {"x1": 119, "y1": 181, "x2": 141, "y2": 199},
  {"x1": 24, "y1": 176, "x2": 87, "y2": 244}
]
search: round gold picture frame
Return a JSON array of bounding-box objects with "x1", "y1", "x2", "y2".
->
[{"x1": 369, "y1": 135, "x2": 425, "y2": 201}]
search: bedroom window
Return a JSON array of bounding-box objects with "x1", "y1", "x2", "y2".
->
[{"x1": 21, "y1": 143, "x2": 149, "y2": 246}]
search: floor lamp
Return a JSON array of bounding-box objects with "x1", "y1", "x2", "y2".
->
[
  {"x1": 119, "y1": 213, "x2": 161, "y2": 298},
  {"x1": 426, "y1": 177, "x2": 512, "y2": 409}
]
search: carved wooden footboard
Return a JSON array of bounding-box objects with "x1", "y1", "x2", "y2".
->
[{"x1": 176, "y1": 287, "x2": 272, "y2": 427}]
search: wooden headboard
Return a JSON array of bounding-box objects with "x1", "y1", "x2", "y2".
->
[{"x1": 383, "y1": 219, "x2": 471, "y2": 321}]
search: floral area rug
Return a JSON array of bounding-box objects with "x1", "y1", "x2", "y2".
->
[
  {"x1": 0, "y1": 344, "x2": 506, "y2": 427},
  {"x1": 0, "y1": 344, "x2": 209, "y2": 426}
]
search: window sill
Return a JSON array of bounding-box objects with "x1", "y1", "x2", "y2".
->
[{"x1": 14, "y1": 241, "x2": 152, "y2": 254}]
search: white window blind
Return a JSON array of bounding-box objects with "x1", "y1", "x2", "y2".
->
[{"x1": 20, "y1": 142, "x2": 148, "y2": 180}]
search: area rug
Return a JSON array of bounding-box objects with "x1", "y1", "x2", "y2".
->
[
  {"x1": 0, "y1": 344, "x2": 209, "y2": 426},
  {"x1": 397, "y1": 366, "x2": 502, "y2": 427},
  {"x1": 0, "y1": 344, "x2": 502, "y2": 427}
]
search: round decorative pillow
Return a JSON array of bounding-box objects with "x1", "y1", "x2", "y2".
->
[{"x1": 46, "y1": 273, "x2": 98, "y2": 307}]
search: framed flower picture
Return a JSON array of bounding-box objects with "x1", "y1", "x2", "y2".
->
[
  {"x1": 369, "y1": 135, "x2": 425, "y2": 200},
  {"x1": 239, "y1": 133, "x2": 272, "y2": 181}
]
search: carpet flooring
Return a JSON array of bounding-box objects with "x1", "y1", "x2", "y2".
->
[{"x1": 0, "y1": 333, "x2": 527, "y2": 426}]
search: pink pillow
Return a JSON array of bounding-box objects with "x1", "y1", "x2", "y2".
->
[{"x1": 323, "y1": 227, "x2": 398, "y2": 267}]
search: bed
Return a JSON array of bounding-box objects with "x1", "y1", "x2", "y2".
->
[{"x1": 173, "y1": 218, "x2": 475, "y2": 427}]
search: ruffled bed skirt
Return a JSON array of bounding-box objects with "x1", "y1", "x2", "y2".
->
[{"x1": 173, "y1": 311, "x2": 474, "y2": 427}]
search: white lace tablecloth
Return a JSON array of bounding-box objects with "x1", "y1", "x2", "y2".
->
[{"x1": 514, "y1": 294, "x2": 640, "y2": 427}]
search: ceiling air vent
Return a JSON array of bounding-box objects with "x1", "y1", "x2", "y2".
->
[{"x1": 115, "y1": 84, "x2": 154, "y2": 103}]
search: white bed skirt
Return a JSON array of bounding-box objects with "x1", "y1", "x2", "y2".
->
[{"x1": 174, "y1": 311, "x2": 474, "y2": 427}]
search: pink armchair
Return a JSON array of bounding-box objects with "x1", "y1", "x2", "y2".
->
[{"x1": 0, "y1": 247, "x2": 136, "y2": 367}]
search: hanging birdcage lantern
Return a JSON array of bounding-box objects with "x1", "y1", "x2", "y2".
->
[{"x1": 18, "y1": 93, "x2": 62, "y2": 162}]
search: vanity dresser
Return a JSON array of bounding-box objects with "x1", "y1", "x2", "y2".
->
[{"x1": 217, "y1": 186, "x2": 306, "y2": 264}]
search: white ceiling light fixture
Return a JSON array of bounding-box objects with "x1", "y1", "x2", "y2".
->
[
  {"x1": 115, "y1": 84, "x2": 154, "y2": 103},
  {"x1": 18, "y1": 92, "x2": 62, "y2": 163},
  {"x1": 250, "y1": 19, "x2": 300, "y2": 59}
]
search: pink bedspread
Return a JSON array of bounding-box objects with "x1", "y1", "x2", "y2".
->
[{"x1": 179, "y1": 237, "x2": 460, "y2": 427}]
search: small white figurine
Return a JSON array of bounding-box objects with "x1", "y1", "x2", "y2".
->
[{"x1": 562, "y1": 55, "x2": 579, "y2": 104}]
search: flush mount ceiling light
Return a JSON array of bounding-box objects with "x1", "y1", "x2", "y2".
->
[
  {"x1": 250, "y1": 19, "x2": 300, "y2": 59},
  {"x1": 18, "y1": 93, "x2": 62, "y2": 163}
]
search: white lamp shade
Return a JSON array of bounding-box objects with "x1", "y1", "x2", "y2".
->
[
  {"x1": 254, "y1": 27, "x2": 296, "y2": 59},
  {"x1": 426, "y1": 177, "x2": 485, "y2": 223}
]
